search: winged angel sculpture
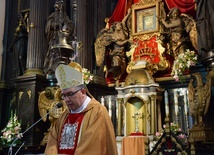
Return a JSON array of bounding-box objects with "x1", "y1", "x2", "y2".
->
[
  {"x1": 159, "y1": 7, "x2": 198, "y2": 58},
  {"x1": 38, "y1": 87, "x2": 67, "y2": 144},
  {"x1": 94, "y1": 9, "x2": 132, "y2": 82},
  {"x1": 188, "y1": 71, "x2": 212, "y2": 127}
]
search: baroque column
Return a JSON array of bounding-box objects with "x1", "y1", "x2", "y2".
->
[
  {"x1": 14, "y1": 0, "x2": 50, "y2": 146},
  {"x1": 25, "y1": 0, "x2": 48, "y2": 75}
]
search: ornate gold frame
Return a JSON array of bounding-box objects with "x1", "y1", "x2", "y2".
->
[{"x1": 131, "y1": 2, "x2": 160, "y2": 36}]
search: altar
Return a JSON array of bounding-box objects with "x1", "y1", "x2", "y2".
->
[
  {"x1": 121, "y1": 136, "x2": 148, "y2": 155},
  {"x1": 116, "y1": 135, "x2": 150, "y2": 155}
]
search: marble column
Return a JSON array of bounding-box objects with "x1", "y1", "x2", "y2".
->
[
  {"x1": 25, "y1": 0, "x2": 48, "y2": 75},
  {"x1": 14, "y1": 0, "x2": 50, "y2": 146}
]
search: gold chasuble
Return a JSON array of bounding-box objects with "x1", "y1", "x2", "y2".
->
[{"x1": 45, "y1": 98, "x2": 118, "y2": 155}]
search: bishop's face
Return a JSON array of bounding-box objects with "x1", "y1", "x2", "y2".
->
[{"x1": 61, "y1": 86, "x2": 86, "y2": 111}]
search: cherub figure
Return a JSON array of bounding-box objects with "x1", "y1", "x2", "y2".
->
[
  {"x1": 94, "y1": 9, "x2": 132, "y2": 82},
  {"x1": 159, "y1": 7, "x2": 197, "y2": 58}
]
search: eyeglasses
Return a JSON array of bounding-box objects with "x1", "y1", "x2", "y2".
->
[{"x1": 61, "y1": 88, "x2": 82, "y2": 99}]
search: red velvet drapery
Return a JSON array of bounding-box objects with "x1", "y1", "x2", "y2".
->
[
  {"x1": 108, "y1": 0, "x2": 127, "y2": 23},
  {"x1": 108, "y1": 0, "x2": 139, "y2": 24},
  {"x1": 108, "y1": 0, "x2": 196, "y2": 24},
  {"x1": 164, "y1": 0, "x2": 196, "y2": 18}
]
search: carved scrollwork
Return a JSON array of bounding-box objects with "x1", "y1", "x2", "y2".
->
[
  {"x1": 135, "y1": 0, "x2": 162, "y2": 7},
  {"x1": 38, "y1": 86, "x2": 67, "y2": 145}
]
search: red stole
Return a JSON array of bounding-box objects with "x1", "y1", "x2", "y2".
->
[{"x1": 58, "y1": 113, "x2": 84, "y2": 155}]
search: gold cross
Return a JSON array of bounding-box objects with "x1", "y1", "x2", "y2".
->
[{"x1": 132, "y1": 111, "x2": 144, "y2": 132}]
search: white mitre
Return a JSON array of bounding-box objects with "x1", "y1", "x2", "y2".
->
[{"x1": 55, "y1": 62, "x2": 84, "y2": 89}]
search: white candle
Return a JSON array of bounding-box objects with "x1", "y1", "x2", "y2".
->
[
  {"x1": 174, "y1": 90, "x2": 179, "y2": 115},
  {"x1": 101, "y1": 96, "x2": 105, "y2": 106},
  {"x1": 109, "y1": 96, "x2": 112, "y2": 118},
  {"x1": 164, "y1": 91, "x2": 169, "y2": 116},
  {"x1": 184, "y1": 103, "x2": 188, "y2": 115},
  {"x1": 184, "y1": 90, "x2": 188, "y2": 115},
  {"x1": 175, "y1": 104, "x2": 178, "y2": 115}
]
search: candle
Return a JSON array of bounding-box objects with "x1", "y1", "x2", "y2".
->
[
  {"x1": 174, "y1": 90, "x2": 179, "y2": 115},
  {"x1": 184, "y1": 90, "x2": 188, "y2": 115},
  {"x1": 175, "y1": 104, "x2": 178, "y2": 115},
  {"x1": 164, "y1": 91, "x2": 169, "y2": 116},
  {"x1": 184, "y1": 103, "x2": 188, "y2": 115},
  {"x1": 183, "y1": 90, "x2": 187, "y2": 104},
  {"x1": 101, "y1": 96, "x2": 105, "y2": 106},
  {"x1": 109, "y1": 96, "x2": 112, "y2": 118}
]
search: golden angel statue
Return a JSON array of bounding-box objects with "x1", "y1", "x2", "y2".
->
[
  {"x1": 94, "y1": 9, "x2": 132, "y2": 82},
  {"x1": 38, "y1": 86, "x2": 67, "y2": 145},
  {"x1": 188, "y1": 71, "x2": 212, "y2": 127},
  {"x1": 159, "y1": 7, "x2": 197, "y2": 58}
]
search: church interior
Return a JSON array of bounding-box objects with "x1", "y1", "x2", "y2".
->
[{"x1": 0, "y1": 0, "x2": 214, "y2": 154}]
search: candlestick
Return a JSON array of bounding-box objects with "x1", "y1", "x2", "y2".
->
[{"x1": 174, "y1": 90, "x2": 178, "y2": 104}]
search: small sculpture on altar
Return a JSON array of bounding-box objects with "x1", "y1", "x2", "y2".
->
[
  {"x1": 130, "y1": 111, "x2": 144, "y2": 136},
  {"x1": 43, "y1": 0, "x2": 75, "y2": 77},
  {"x1": 94, "y1": 8, "x2": 132, "y2": 83},
  {"x1": 159, "y1": 7, "x2": 197, "y2": 58}
]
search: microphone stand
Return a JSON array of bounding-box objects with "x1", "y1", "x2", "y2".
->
[
  {"x1": 14, "y1": 142, "x2": 24, "y2": 155},
  {"x1": 8, "y1": 103, "x2": 63, "y2": 155}
]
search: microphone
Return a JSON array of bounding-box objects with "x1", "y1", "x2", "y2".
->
[{"x1": 8, "y1": 102, "x2": 63, "y2": 155}]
